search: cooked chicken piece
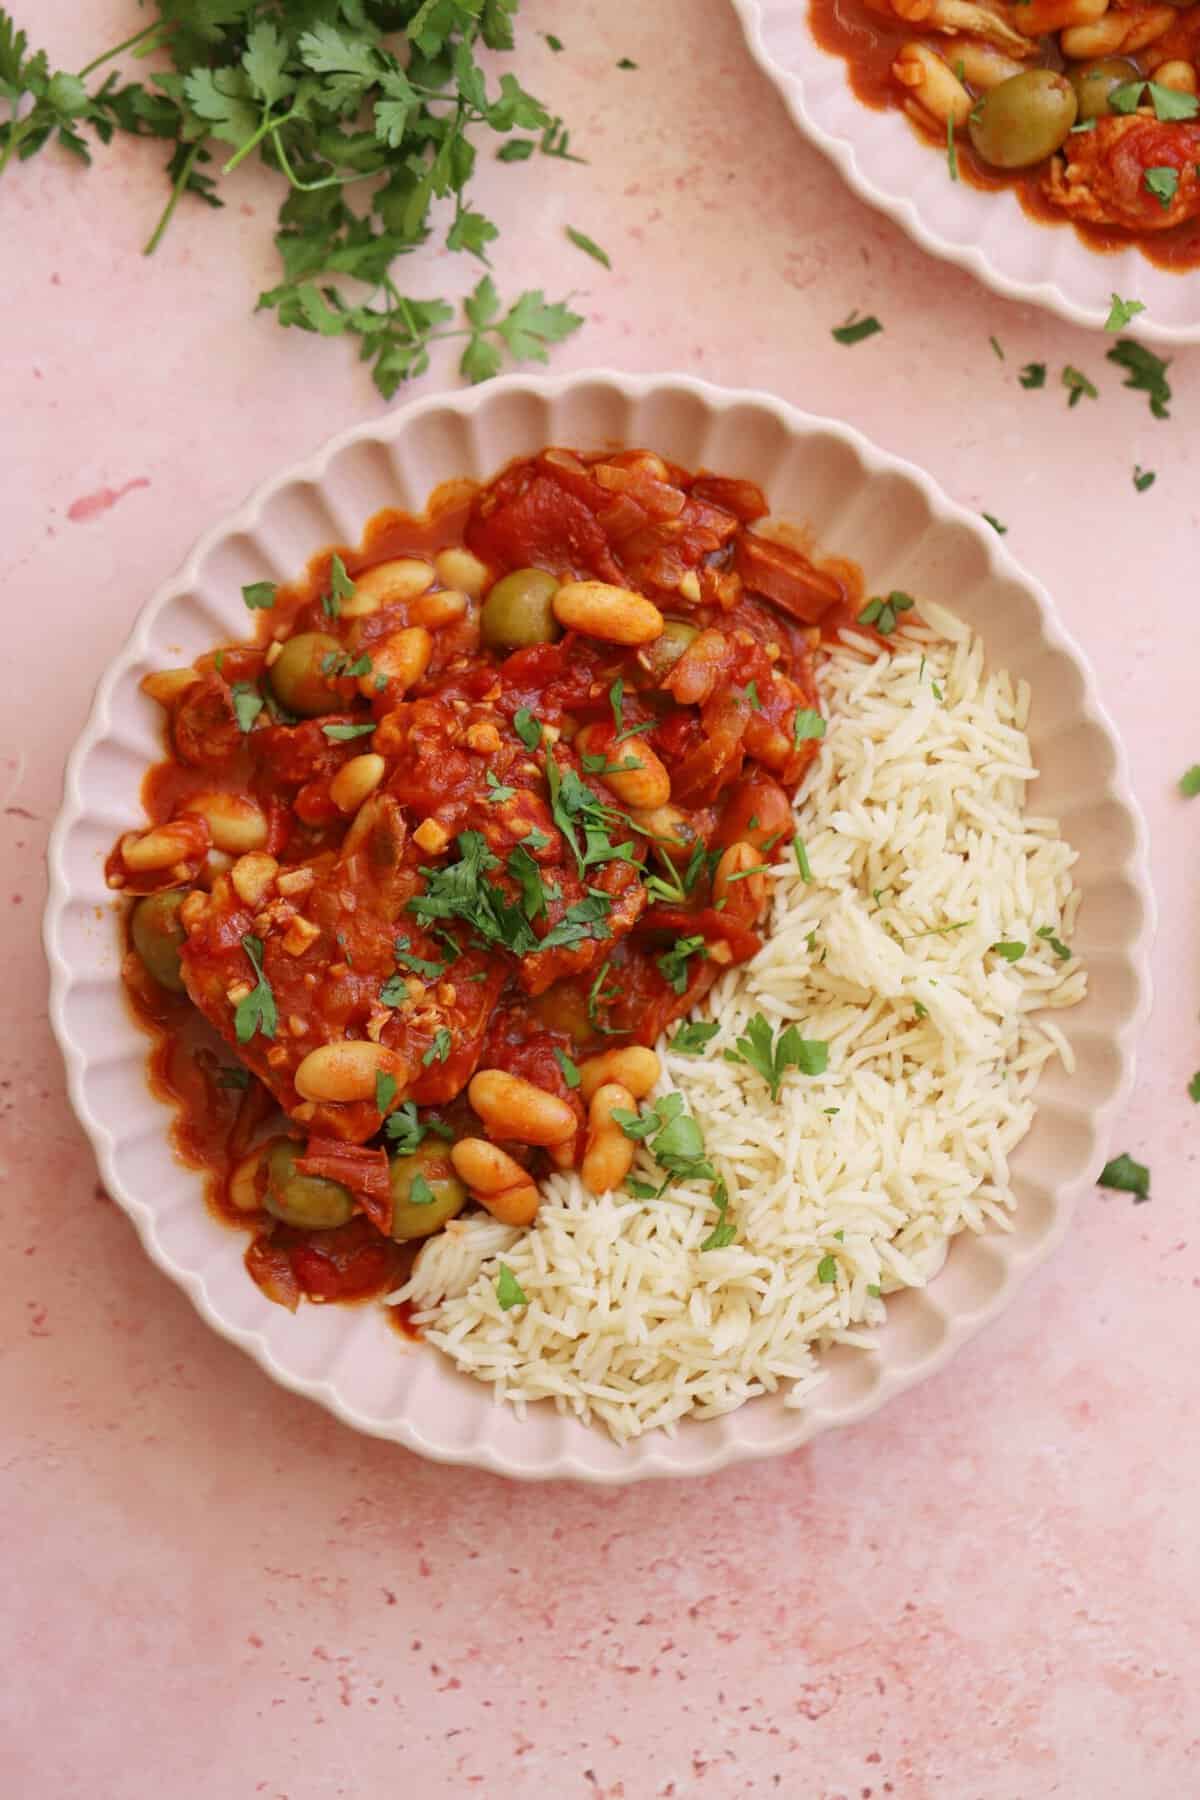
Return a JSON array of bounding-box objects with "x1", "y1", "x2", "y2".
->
[
  {"x1": 866, "y1": 0, "x2": 1038, "y2": 56},
  {"x1": 1043, "y1": 114, "x2": 1200, "y2": 230}
]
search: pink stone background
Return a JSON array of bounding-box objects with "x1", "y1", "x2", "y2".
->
[{"x1": 4, "y1": 3, "x2": 1199, "y2": 1795}]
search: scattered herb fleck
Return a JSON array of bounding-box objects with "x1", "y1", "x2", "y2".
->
[
  {"x1": 1019, "y1": 362, "x2": 1046, "y2": 390},
  {"x1": 1097, "y1": 1152, "x2": 1150, "y2": 1201},
  {"x1": 1062, "y1": 365, "x2": 1098, "y2": 408},
  {"x1": 982, "y1": 512, "x2": 1007, "y2": 535},
  {"x1": 230, "y1": 683, "x2": 264, "y2": 734},
  {"x1": 1036, "y1": 925, "x2": 1071, "y2": 961},
  {"x1": 1179, "y1": 764, "x2": 1200, "y2": 797},
  {"x1": 553, "y1": 1047, "x2": 581, "y2": 1089},
  {"x1": 1106, "y1": 294, "x2": 1146, "y2": 332},
  {"x1": 513, "y1": 707, "x2": 542, "y2": 750},
  {"x1": 832, "y1": 312, "x2": 882, "y2": 346},
  {"x1": 233, "y1": 935, "x2": 276, "y2": 1045},
  {"x1": 670, "y1": 1020, "x2": 720, "y2": 1056},
  {"x1": 422, "y1": 1027, "x2": 452, "y2": 1067},
  {"x1": 566, "y1": 225, "x2": 610, "y2": 269},
  {"x1": 991, "y1": 941, "x2": 1026, "y2": 962},
  {"x1": 724, "y1": 1013, "x2": 828, "y2": 1101},
  {"x1": 323, "y1": 721, "x2": 375, "y2": 741},
  {"x1": 496, "y1": 1263, "x2": 528, "y2": 1309},
  {"x1": 817, "y1": 1253, "x2": 838, "y2": 1284},
  {"x1": 1133, "y1": 464, "x2": 1156, "y2": 493},
  {"x1": 242, "y1": 581, "x2": 276, "y2": 610},
  {"x1": 1107, "y1": 339, "x2": 1172, "y2": 419}
]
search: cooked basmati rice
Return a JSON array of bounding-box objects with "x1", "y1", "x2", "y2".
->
[{"x1": 388, "y1": 615, "x2": 1086, "y2": 1442}]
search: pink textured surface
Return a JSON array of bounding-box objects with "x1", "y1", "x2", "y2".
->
[{"x1": 4, "y1": 2, "x2": 1197, "y2": 1795}]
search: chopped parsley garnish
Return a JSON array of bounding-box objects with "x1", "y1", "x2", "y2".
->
[
  {"x1": 816, "y1": 1253, "x2": 838, "y2": 1284},
  {"x1": 544, "y1": 751, "x2": 640, "y2": 877},
  {"x1": 1036, "y1": 925, "x2": 1071, "y2": 961},
  {"x1": 409, "y1": 830, "x2": 539, "y2": 955},
  {"x1": 544, "y1": 32, "x2": 564, "y2": 50},
  {"x1": 512, "y1": 708, "x2": 542, "y2": 750},
  {"x1": 496, "y1": 1263, "x2": 528, "y2": 1310},
  {"x1": 982, "y1": 513, "x2": 1007, "y2": 536},
  {"x1": 1097, "y1": 1152, "x2": 1150, "y2": 1201},
  {"x1": 233, "y1": 935, "x2": 276, "y2": 1045},
  {"x1": 1062, "y1": 365, "x2": 1098, "y2": 408},
  {"x1": 385, "y1": 1102, "x2": 453, "y2": 1156},
  {"x1": 566, "y1": 225, "x2": 611, "y2": 268},
  {"x1": 1107, "y1": 340, "x2": 1172, "y2": 419},
  {"x1": 1188, "y1": 1072, "x2": 1200, "y2": 1103},
  {"x1": 724, "y1": 1013, "x2": 828, "y2": 1100},
  {"x1": 1109, "y1": 79, "x2": 1199, "y2": 122},
  {"x1": 608, "y1": 677, "x2": 657, "y2": 745},
  {"x1": 991, "y1": 941, "x2": 1026, "y2": 962},
  {"x1": 931, "y1": 681, "x2": 945, "y2": 702},
  {"x1": 792, "y1": 709, "x2": 826, "y2": 746},
  {"x1": 322, "y1": 721, "x2": 375, "y2": 741},
  {"x1": 626, "y1": 1177, "x2": 659, "y2": 1199},
  {"x1": 375, "y1": 1071, "x2": 397, "y2": 1114},
  {"x1": 394, "y1": 937, "x2": 446, "y2": 980},
  {"x1": 744, "y1": 680, "x2": 762, "y2": 711},
  {"x1": 216, "y1": 1066, "x2": 250, "y2": 1090},
  {"x1": 867, "y1": 1283, "x2": 882, "y2": 1299},
  {"x1": 858, "y1": 591, "x2": 915, "y2": 636},
  {"x1": 230, "y1": 683, "x2": 264, "y2": 734},
  {"x1": 913, "y1": 1001, "x2": 929, "y2": 1020},
  {"x1": 700, "y1": 1179, "x2": 737, "y2": 1251},
  {"x1": 322, "y1": 553, "x2": 355, "y2": 620},
  {"x1": 832, "y1": 312, "x2": 883, "y2": 345},
  {"x1": 670, "y1": 1020, "x2": 720, "y2": 1056},
  {"x1": 581, "y1": 751, "x2": 643, "y2": 778},
  {"x1": 506, "y1": 844, "x2": 548, "y2": 921},
  {"x1": 242, "y1": 581, "x2": 277, "y2": 610},
  {"x1": 422, "y1": 1027, "x2": 452, "y2": 1067},
  {"x1": 586, "y1": 958, "x2": 620, "y2": 1035},
  {"x1": 793, "y1": 836, "x2": 813, "y2": 882},
  {"x1": 617, "y1": 56, "x2": 638, "y2": 69},
  {"x1": 657, "y1": 934, "x2": 707, "y2": 995},
  {"x1": 946, "y1": 112, "x2": 958, "y2": 182},
  {"x1": 1133, "y1": 465, "x2": 1156, "y2": 493},
  {"x1": 486, "y1": 773, "x2": 516, "y2": 805},
  {"x1": 989, "y1": 335, "x2": 1004, "y2": 361},
  {"x1": 1144, "y1": 165, "x2": 1179, "y2": 210},
  {"x1": 1106, "y1": 294, "x2": 1146, "y2": 333},
  {"x1": 1019, "y1": 362, "x2": 1046, "y2": 390},
  {"x1": 553, "y1": 1047, "x2": 581, "y2": 1089},
  {"x1": 1179, "y1": 765, "x2": 1200, "y2": 797},
  {"x1": 539, "y1": 892, "x2": 613, "y2": 953},
  {"x1": 613, "y1": 1093, "x2": 715, "y2": 1189},
  {"x1": 407, "y1": 1172, "x2": 437, "y2": 1207}
]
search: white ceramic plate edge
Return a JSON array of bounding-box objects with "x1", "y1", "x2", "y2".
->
[{"x1": 44, "y1": 370, "x2": 1156, "y2": 1482}]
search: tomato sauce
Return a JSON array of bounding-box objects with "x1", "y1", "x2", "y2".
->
[{"x1": 113, "y1": 447, "x2": 866, "y2": 1313}]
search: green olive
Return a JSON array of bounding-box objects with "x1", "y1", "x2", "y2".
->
[
  {"x1": 131, "y1": 889, "x2": 188, "y2": 992},
  {"x1": 1068, "y1": 58, "x2": 1140, "y2": 123},
  {"x1": 388, "y1": 1140, "x2": 468, "y2": 1240},
  {"x1": 480, "y1": 568, "x2": 560, "y2": 650},
  {"x1": 264, "y1": 1139, "x2": 355, "y2": 1231},
  {"x1": 267, "y1": 631, "x2": 343, "y2": 717},
  {"x1": 638, "y1": 619, "x2": 698, "y2": 686},
  {"x1": 968, "y1": 70, "x2": 1078, "y2": 170}
]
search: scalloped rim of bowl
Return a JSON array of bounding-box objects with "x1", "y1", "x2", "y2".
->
[
  {"x1": 730, "y1": 0, "x2": 1200, "y2": 344},
  {"x1": 44, "y1": 371, "x2": 1155, "y2": 1483}
]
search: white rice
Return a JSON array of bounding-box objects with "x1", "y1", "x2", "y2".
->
[{"x1": 387, "y1": 614, "x2": 1086, "y2": 1442}]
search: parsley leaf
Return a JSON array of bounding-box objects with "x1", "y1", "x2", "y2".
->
[
  {"x1": 386, "y1": 1102, "x2": 452, "y2": 1155},
  {"x1": 989, "y1": 335, "x2": 1004, "y2": 360},
  {"x1": 657, "y1": 934, "x2": 707, "y2": 995},
  {"x1": 1062, "y1": 365, "x2": 1098, "y2": 408},
  {"x1": 242, "y1": 581, "x2": 277, "y2": 610},
  {"x1": 817, "y1": 1253, "x2": 838, "y2": 1283},
  {"x1": 513, "y1": 708, "x2": 542, "y2": 750},
  {"x1": 1107, "y1": 340, "x2": 1172, "y2": 419},
  {"x1": 322, "y1": 721, "x2": 375, "y2": 741},
  {"x1": 1036, "y1": 925, "x2": 1072, "y2": 962},
  {"x1": 724, "y1": 1014, "x2": 828, "y2": 1101},
  {"x1": 1019, "y1": 362, "x2": 1046, "y2": 390},
  {"x1": 832, "y1": 313, "x2": 883, "y2": 345},
  {"x1": 230, "y1": 683, "x2": 264, "y2": 734},
  {"x1": 670, "y1": 1020, "x2": 720, "y2": 1056},
  {"x1": 566, "y1": 225, "x2": 610, "y2": 268},
  {"x1": 422, "y1": 1027, "x2": 452, "y2": 1067},
  {"x1": 1133, "y1": 465, "x2": 1156, "y2": 493},
  {"x1": 982, "y1": 512, "x2": 1007, "y2": 536},
  {"x1": 1106, "y1": 294, "x2": 1146, "y2": 332},
  {"x1": 991, "y1": 941, "x2": 1026, "y2": 962},
  {"x1": 858, "y1": 591, "x2": 915, "y2": 636},
  {"x1": 486, "y1": 770, "x2": 516, "y2": 803},
  {"x1": 1144, "y1": 165, "x2": 1179, "y2": 210},
  {"x1": 700, "y1": 1179, "x2": 737, "y2": 1251},
  {"x1": 1179, "y1": 764, "x2": 1200, "y2": 797},
  {"x1": 1109, "y1": 79, "x2": 1199, "y2": 122},
  {"x1": 792, "y1": 709, "x2": 826, "y2": 746},
  {"x1": 496, "y1": 1263, "x2": 528, "y2": 1310},
  {"x1": 1097, "y1": 1152, "x2": 1150, "y2": 1201},
  {"x1": 554, "y1": 1047, "x2": 581, "y2": 1089},
  {"x1": 1188, "y1": 1072, "x2": 1200, "y2": 1103},
  {"x1": 375, "y1": 1071, "x2": 397, "y2": 1114},
  {"x1": 394, "y1": 936, "x2": 446, "y2": 981},
  {"x1": 234, "y1": 935, "x2": 277, "y2": 1045}
]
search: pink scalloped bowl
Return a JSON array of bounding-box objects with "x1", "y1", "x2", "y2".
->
[
  {"x1": 731, "y1": 0, "x2": 1200, "y2": 342},
  {"x1": 44, "y1": 373, "x2": 1154, "y2": 1482}
]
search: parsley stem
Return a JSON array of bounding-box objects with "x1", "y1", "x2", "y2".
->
[
  {"x1": 142, "y1": 141, "x2": 202, "y2": 256},
  {"x1": 270, "y1": 131, "x2": 358, "y2": 193},
  {"x1": 224, "y1": 107, "x2": 299, "y2": 176},
  {"x1": 77, "y1": 20, "x2": 168, "y2": 79}
]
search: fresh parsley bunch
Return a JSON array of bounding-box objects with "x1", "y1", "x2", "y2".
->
[{"x1": 0, "y1": 2, "x2": 584, "y2": 393}]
